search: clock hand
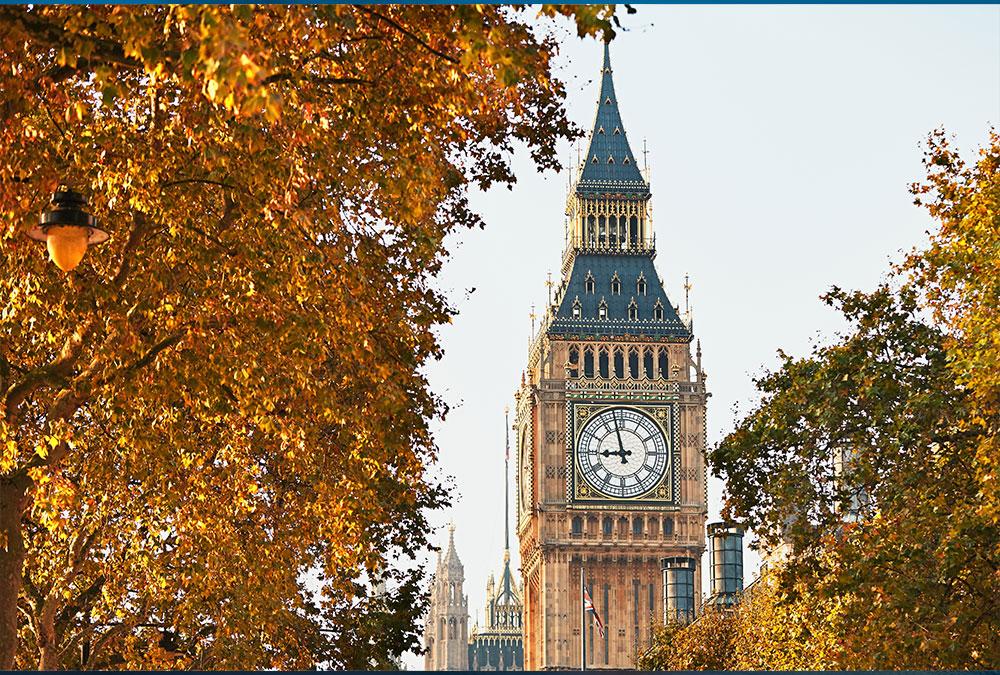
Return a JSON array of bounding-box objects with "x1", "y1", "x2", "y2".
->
[
  {"x1": 614, "y1": 415, "x2": 630, "y2": 463},
  {"x1": 600, "y1": 445, "x2": 632, "y2": 464}
]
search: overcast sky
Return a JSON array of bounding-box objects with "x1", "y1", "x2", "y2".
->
[{"x1": 403, "y1": 5, "x2": 999, "y2": 668}]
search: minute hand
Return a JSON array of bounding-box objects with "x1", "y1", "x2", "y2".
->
[{"x1": 613, "y1": 416, "x2": 628, "y2": 464}]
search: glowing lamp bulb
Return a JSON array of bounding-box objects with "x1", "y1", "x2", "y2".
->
[{"x1": 45, "y1": 225, "x2": 91, "y2": 272}]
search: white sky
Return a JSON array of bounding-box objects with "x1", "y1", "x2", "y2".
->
[{"x1": 403, "y1": 5, "x2": 999, "y2": 669}]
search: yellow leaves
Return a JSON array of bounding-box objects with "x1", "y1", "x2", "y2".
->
[
  {"x1": 206, "y1": 77, "x2": 221, "y2": 102},
  {"x1": 240, "y1": 52, "x2": 262, "y2": 83}
]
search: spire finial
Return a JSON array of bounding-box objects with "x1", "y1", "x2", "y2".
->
[
  {"x1": 684, "y1": 273, "x2": 692, "y2": 326},
  {"x1": 643, "y1": 137, "x2": 650, "y2": 182}
]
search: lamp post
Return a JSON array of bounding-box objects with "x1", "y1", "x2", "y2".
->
[{"x1": 27, "y1": 187, "x2": 109, "y2": 271}]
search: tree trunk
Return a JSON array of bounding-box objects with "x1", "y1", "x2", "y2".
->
[{"x1": 0, "y1": 479, "x2": 27, "y2": 669}]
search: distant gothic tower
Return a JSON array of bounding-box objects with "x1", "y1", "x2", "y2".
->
[
  {"x1": 424, "y1": 524, "x2": 470, "y2": 670},
  {"x1": 515, "y1": 43, "x2": 708, "y2": 670},
  {"x1": 469, "y1": 409, "x2": 525, "y2": 671}
]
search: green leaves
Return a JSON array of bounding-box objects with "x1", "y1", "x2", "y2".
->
[{"x1": 705, "y1": 132, "x2": 1000, "y2": 670}]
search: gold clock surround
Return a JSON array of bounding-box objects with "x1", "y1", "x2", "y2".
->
[{"x1": 567, "y1": 401, "x2": 678, "y2": 508}]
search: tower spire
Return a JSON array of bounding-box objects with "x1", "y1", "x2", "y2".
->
[
  {"x1": 563, "y1": 42, "x2": 657, "y2": 259},
  {"x1": 573, "y1": 41, "x2": 648, "y2": 195}
]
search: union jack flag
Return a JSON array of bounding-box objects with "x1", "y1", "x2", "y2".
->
[{"x1": 583, "y1": 584, "x2": 606, "y2": 639}]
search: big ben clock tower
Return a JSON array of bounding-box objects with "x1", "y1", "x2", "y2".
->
[{"x1": 515, "y1": 43, "x2": 708, "y2": 670}]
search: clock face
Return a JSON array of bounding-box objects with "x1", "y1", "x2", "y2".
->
[{"x1": 576, "y1": 407, "x2": 669, "y2": 499}]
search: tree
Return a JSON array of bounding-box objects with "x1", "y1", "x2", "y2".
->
[
  {"x1": 907, "y1": 127, "x2": 1000, "y2": 546},
  {"x1": 639, "y1": 574, "x2": 846, "y2": 671},
  {"x1": 638, "y1": 609, "x2": 736, "y2": 671},
  {"x1": 708, "y1": 131, "x2": 1000, "y2": 669},
  {"x1": 0, "y1": 5, "x2": 620, "y2": 668}
]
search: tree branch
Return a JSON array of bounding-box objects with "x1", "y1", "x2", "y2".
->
[
  {"x1": 0, "y1": 7, "x2": 144, "y2": 83},
  {"x1": 352, "y1": 5, "x2": 459, "y2": 65},
  {"x1": 110, "y1": 210, "x2": 150, "y2": 292},
  {"x1": 263, "y1": 72, "x2": 370, "y2": 88},
  {"x1": 4, "y1": 325, "x2": 94, "y2": 426},
  {"x1": 161, "y1": 178, "x2": 238, "y2": 191}
]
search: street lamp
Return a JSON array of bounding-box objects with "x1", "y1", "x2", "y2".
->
[{"x1": 27, "y1": 187, "x2": 109, "y2": 272}]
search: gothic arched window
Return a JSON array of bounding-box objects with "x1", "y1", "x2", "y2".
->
[
  {"x1": 628, "y1": 347, "x2": 640, "y2": 379},
  {"x1": 572, "y1": 517, "x2": 583, "y2": 535},
  {"x1": 633, "y1": 518, "x2": 643, "y2": 536},
  {"x1": 603, "y1": 517, "x2": 613, "y2": 536},
  {"x1": 663, "y1": 518, "x2": 674, "y2": 536}
]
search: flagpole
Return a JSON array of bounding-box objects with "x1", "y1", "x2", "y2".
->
[
  {"x1": 504, "y1": 406, "x2": 510, "y2": 552},
  {"x1": 581, "y1": 565, "x2": 586, "y2": 672}
]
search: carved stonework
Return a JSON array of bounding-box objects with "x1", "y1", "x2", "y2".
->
[{"x1": 544, "y1": 466, "x2": 567, "y2": 479}]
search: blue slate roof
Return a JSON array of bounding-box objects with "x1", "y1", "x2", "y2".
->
[
  {"x1": 550, "y1": 254, "x2": 691, "y2": 340},
  {"x1": 576, "y1": 43, "x2": 649, "y2": 197}
]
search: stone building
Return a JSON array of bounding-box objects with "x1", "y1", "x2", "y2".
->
[
  {"x1": 515, "y1": 42, "x2": 709, "y2": 670},
  {"x1": 423, "y1": 524, "x2": 469, "y2": 670},
  {"x1": 468, "y1": 549, "x2": 524, "y2": 671}
]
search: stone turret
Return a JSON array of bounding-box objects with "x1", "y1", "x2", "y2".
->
[{"x1": 424, "y1": 523, "x2": 469, "y2": 670}]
